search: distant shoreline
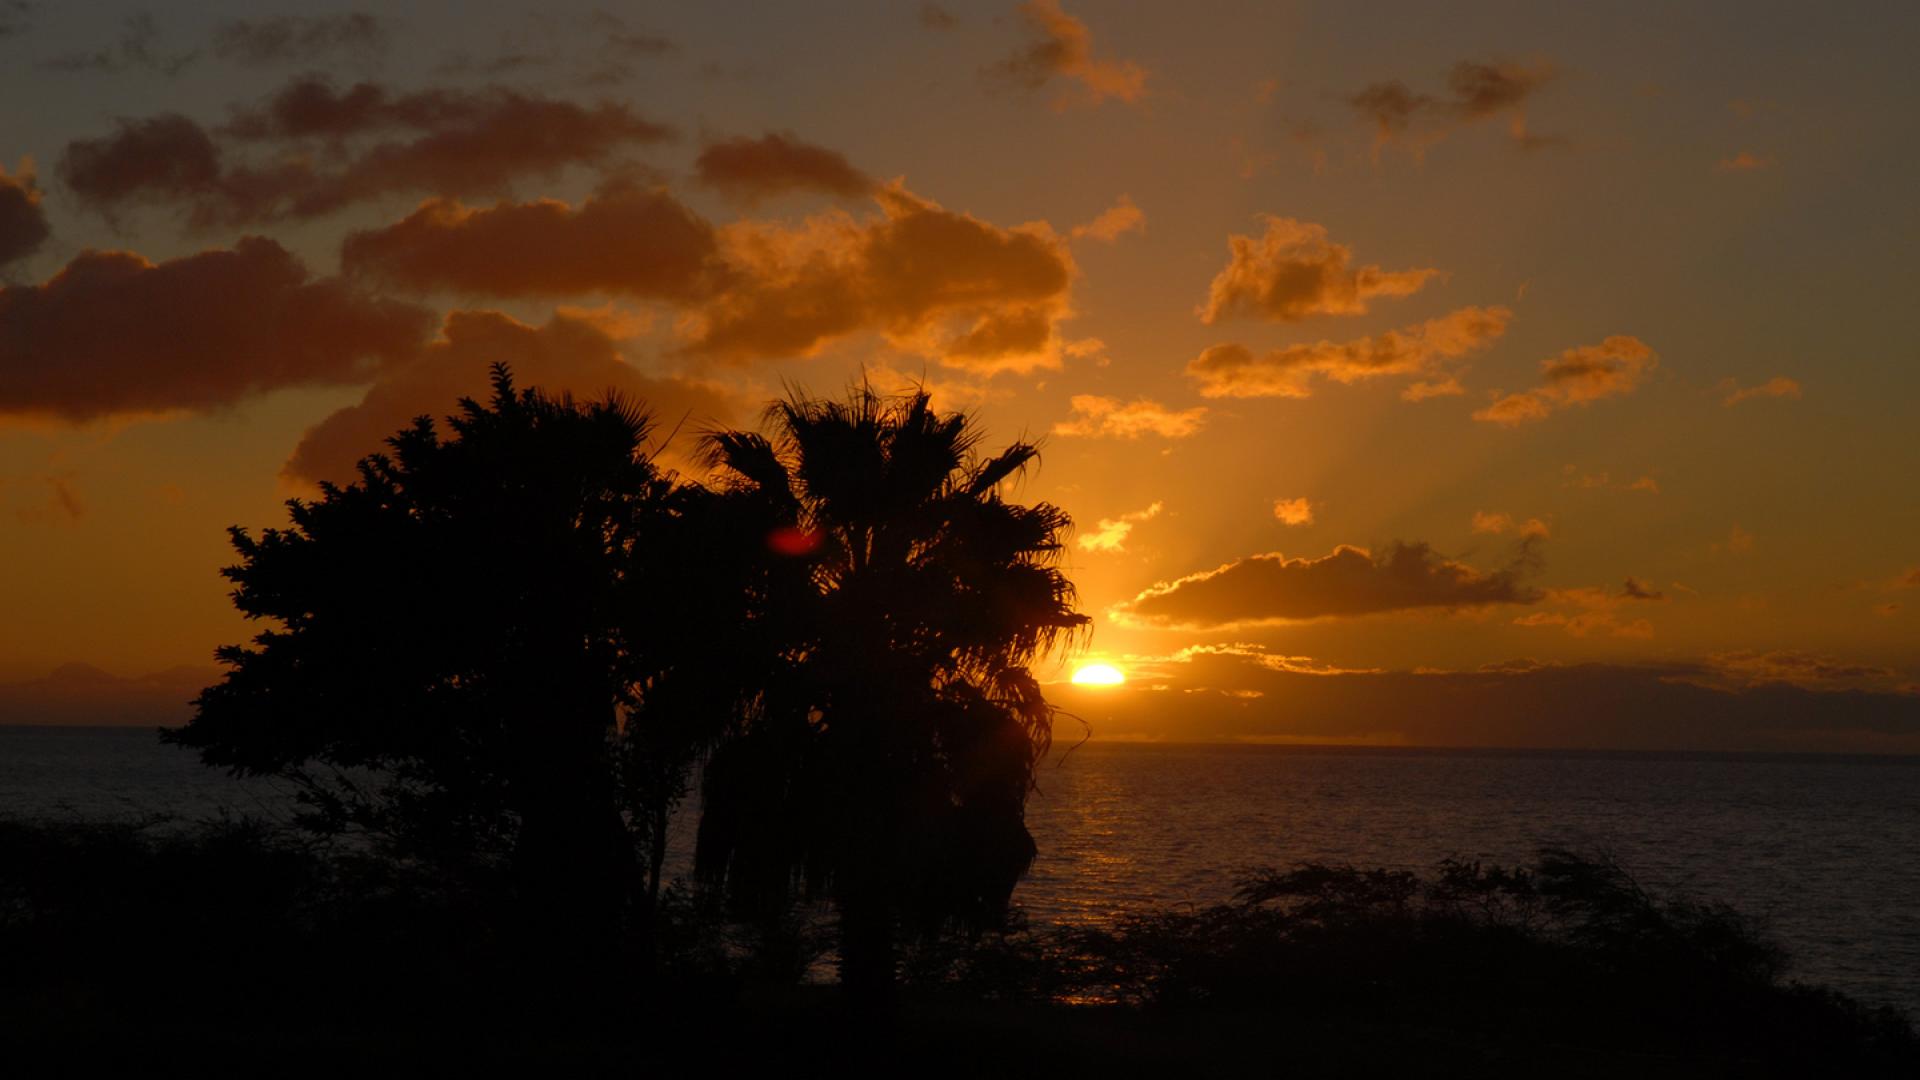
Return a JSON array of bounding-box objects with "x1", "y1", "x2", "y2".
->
[{"x1": 6, "y1": 723, "x2": 1919, "y2": 764}]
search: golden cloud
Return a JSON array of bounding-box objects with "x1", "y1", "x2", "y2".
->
[
  {"x1": 1071, "y1": 195, "x2": 1145, "y2": 242},
  {"x1": 1078, "y1": 501, "x2": 1162, "y2": 553},
  {"x1": 343, "y1": 179, "x2": 1079, "y2": 373},
  {"x1": 1273, "y1": 497, "x2": 1314, "y2": 526},
  {"x1": 687, "y1": 184, "x2": 1077, "y2": 372},
  {"x1": 1201, "y1": 217, "x2": 1438, "y2": 324},
  {"x1": 1511, "y1": 585, "x2": 1657, "y2": 639},
  {"x1": 1053, "y1": 394, "x2": 1205, "y2": 438},
  {"x1": 1473, "y1": 335, "x2": 1655, "y2": 425},
  {"x1": 1189, "y1": 305, "x2": 1511, "y2": 399},
  {"x1": 990, "y1": 0, "x2": 1147, "y2": 108},
  {"x1": 1721, "y1": 375, "x2": 1801, "y2": 406}
]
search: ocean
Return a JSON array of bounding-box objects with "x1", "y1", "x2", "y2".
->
[{"x1": 3, "y1": 726, "x2": 1917, "y2": 1015}]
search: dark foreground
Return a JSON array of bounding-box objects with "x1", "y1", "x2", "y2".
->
[{"x1": 2, "y1": 818, "x2": 1913, "y2": 1077}]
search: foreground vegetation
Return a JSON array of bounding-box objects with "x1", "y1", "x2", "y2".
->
[{"x1": 2, "y1": 816, "x2": 1912, "y2": 1076}]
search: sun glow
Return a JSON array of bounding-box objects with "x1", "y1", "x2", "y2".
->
[{"x1": 1071, "y1": 662, "x2": 1126, "y2": 687}]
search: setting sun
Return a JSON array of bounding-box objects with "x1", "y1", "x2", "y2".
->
[{"x1": 1071, "y1": 663, "x2": 1126, "y2": 687}]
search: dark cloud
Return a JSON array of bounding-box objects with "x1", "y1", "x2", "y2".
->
[
  {"x1": 211, "y1": 13, "x2": 388, "y2": 66},
  {"x1": 1115, "y1": 540, "x2": 1543, "y2": 629},
  {"x1": 340, "y1": 179, "x2": 1081, "y2": 372},
  {"x1": 0, "y1": 237, "x2": 431, "y2": 422},
  {"x1": 59, "y1": 78, "x2": 675, "y2": 226},
  {"x1": 341, "y1": 183, "x2": 723, "y2": 301},
  {"x1": 41, "y1": 11, "x2": 195, "y2": 76},
  {"x1": 1446, "y1": 61, "x2": 1552, "y2": 117},
  {"x1": 1348, "y1": 59, "x2": 1556, "y2": 153},
  {"x1": 988, "y1": 0, "x2": 1147, "y2": 107},
  {"x1": 1201, "y1": 217, "x2": 1437, "y2": 324},
  {"x1": 0, "y1": 162, "x2": 50, "y2": 270},
  {"x1": 1348, "y1": 81, "x2": 1434, "y2": 139},
  {"x1": 57, "y1": 113, "x2": 224, "y2": 215},
  {"x1": 1622, "y1": 577, "x2": 1665, "y2": 601},
  {"x1": 284, "y1": 309, "x2": 738, "y2": 485},
  {"x1": 1049, "y1": 646, "x2": 1920, "y2": 753},
  {"x1": 0, "y1": 0, "x2": 36, "y2": 39},
  {"x1": 695, "y1": 132, "x2": 876, "y2": 204}
]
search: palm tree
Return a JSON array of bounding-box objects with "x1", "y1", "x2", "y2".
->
[{"x1": 695, "y1": 381, "x2": 1088, "y2": 1004}]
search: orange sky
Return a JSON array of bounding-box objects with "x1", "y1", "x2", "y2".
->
[{"x1": 1, "y1": 2, "x2": 1915, "y2": 749}]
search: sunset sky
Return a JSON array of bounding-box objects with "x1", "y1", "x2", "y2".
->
[{"x1": 2, "y1": 1, "x2": 1916, "y2": 749}]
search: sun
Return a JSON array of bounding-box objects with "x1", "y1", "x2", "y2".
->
[{"x1": 1071, "y1": 662, "x2": 1126, "y2": 687}]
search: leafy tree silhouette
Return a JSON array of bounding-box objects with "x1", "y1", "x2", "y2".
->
[
  {"x1": 167, "y1": 365, "x2": 700, "y2": 941},
  {"x1": 694, "y1": 381, "x2": 1089, "y2": 1005}
]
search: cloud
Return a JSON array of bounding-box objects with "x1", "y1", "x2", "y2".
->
[
  {"x1": 1114, "y1": 540, "x2": 1542, "y2": 628},
  {"x1": 1046, "y1": 646, "x2": 1920, "y2": 752},
  {"x1": 1688, "y1": 651, "x2": 1914, "y2": 695},
  {"x1": 0, "y1": 237, "x2": 431, "y2": 423},
  {"x1": 41, "y1": 12, "x2": 195, "y2": 76},
  {"x1": 1473, "y1": 336, "x2": 1656, "y2": 425},
  {"x1": 1717, "y1": 151, "x2": 1775, "y2": 172},
  {"x1": 990, "y1": 0, "x2": 1147, "y2": 108},
  {"x1": 60, "y1": 78, "x2": 675, "y2": 226},
  {"x1": 1721, "y1": 375, "x2": 1801, "y2": 406},
  {"x1": 919, "y1": 3, "x2": 959, "y2": 30},
  {"x1": 1053, "y1": 394, "x2": 1205, "y2": 439},
  {"x1": 211, "y1": 13, "x2": 388, "y2": 66},
  {"x1": 1273, "y1": 497, "x2": 1314, "y2": 526},
  {"x1": 341, "y1": 183, "x2": 724, "y2": 301},
  {"x1": 342, "y1": 180, "x2": 1079, "y2": 373},
  {"x1": 1071, "y1": 195, "x2": 1144, "y2": 242},
  {"x1": 1471, "y1": 511, "x2": 1549, "y2": 538},
  {"x1": 284, "y1": 309, "x2": 738, "y2": 485},
  {"x1": 1200, "y1": 217, "x2": 1438, "y2": 324},
  {"x1": 0, "y1": 160, "x2": 50, "y2": 270},
  {"x1": 686, "y1": 183, "x2": 1078, "y2": 372},
  {"x1": 0, "y1": 1, "x2": 35, "y2": 39},
  {"x1": 1714, "y1": 524, "x2": 1756, "y2": 555},
  {"x1": 694, "y1": 132, "x2": 876, "y2": 204},
  {"x1": 1512, "y1": 585, "x2": 1656, "y2": 639},
  {"x1": 1349, "y1": 59, "x2": 1557, "y2": 155},
  {"x1": 1078, "y1": 501, "x2": 1162, "y2": 553},
  {"x1": 1189, "y1": 306, "x2": 1511, "y2": 399},
  {"x1": 1621, "y1": 576, "x2": 1665, "y2": 600}
]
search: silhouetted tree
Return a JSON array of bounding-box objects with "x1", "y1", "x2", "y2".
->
[
  {"x1": 694, "y1": 382, "x2": 1089, "y2": 1005},
  {"x1": 167, "y1": 365, "x2": 696, "y2": 941}
]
